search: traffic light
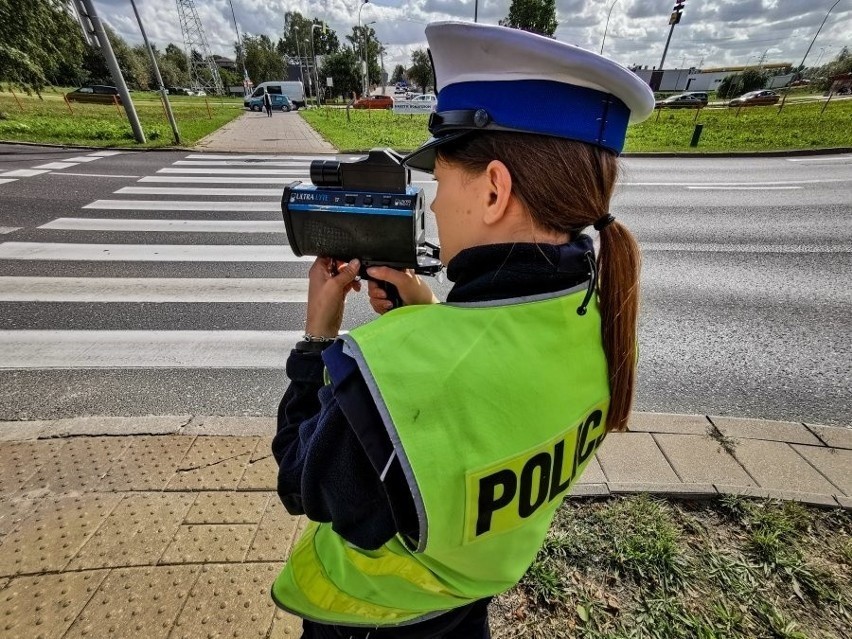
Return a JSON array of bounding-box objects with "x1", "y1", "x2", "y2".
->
[{"x1": 670, "y1": 0, "x2": 686, "y2": 25}]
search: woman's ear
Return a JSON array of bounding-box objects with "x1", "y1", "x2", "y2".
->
[{"x1": 481, "y1": 160, "x2": 513, "y2": 226}]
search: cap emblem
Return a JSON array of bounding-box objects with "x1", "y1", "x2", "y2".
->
[{"x1": 473, "y1": 109, "x2": 490, "y2": 128}]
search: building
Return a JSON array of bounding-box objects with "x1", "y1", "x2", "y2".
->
[{"x1": 632, "y1": 63, "x2": 794, "y2": 93}]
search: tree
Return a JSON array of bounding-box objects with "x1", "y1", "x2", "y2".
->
[
  {"x1": 390, "y1": 64, "x2": 406, "y2": 84},
  {"x1": 717, "y1": 68, "x2": 768, "y2": 99},
  {"x1": 278, "y1": 11, "x2": 339, "y2": 60},
  {"x1": 407, "y1": 49, "x2": 432, "y2": 93},
  {"x1": 243, "y1": 34, "x2": 285, "y2": 85},
  {"x1": 0, "y1": 0, "x2": 87, "y2": 92},
  {"x1": 500, "y1": 0, "x2": 558, "y2": 38},
  {"x1": 345, "y1": 25, "x2": 383, "y2": 92},
  {"x1": 319, "y1": 48, "x2": 360, "y2": 100}
]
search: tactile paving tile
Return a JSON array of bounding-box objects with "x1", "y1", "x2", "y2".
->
[
  {"x1": 68, "y1": 493, "x2": 196, "y2": 570},
  {"x1": 185, "y1": 492, "x2": 270, "y2": 524},
  {"x1": 21, "y1": 437, "x2": 130, "y2": 493},
  {"x1": 0, "y1": 570, "x2": 108, "y2": 639},
  {"x1": 171, "y1": 563, "x2": 279, "y2": 639},
  {"x1": 0, "y1": 440, "x2": 64, "y2": 496},
  {"x1": 246, "y1": 500, "x2": 306, "y2": 562},
  {"x1": 99, "y1": 436, "x2": 195, "y2": 491},
  {"x1": 0, "y1": 494, "x2": 45, "y2": 538},
  {"x1": 268, "y1": 607, "x2": 303, "y2": 638},
  {"x1": 239, "y1": 453, "x2": 279, "y2": 491},
  {"x1": 165, "y1": 437, "x2": 258, "y2": 491},
  {"x1": 65, "y1": 565, "x2": 200, "y2": 639},
  {"x1": 159, "y1": 524, "x2": 256, "y2": 564},
  {"x1": 0, "y1": 493, "x2": 122, "y2": 576}
]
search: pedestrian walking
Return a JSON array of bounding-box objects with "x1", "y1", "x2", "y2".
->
[
  {"x1": 271, "y1": 20, "x2": 655, "y2": 638},
  {"x1": 263, "y1": 88, "x2": 273, "y2": 117}
]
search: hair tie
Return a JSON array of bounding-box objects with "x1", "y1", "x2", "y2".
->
[{"x1": 593, "y1": 214, "x2": 616, "y2": 231}]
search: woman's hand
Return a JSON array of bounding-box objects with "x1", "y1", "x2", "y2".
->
[
  {"x1": 367, "y1": 266, "x2": 438, "y2": 315},
  {"x1": 305, "y1": 257, "x2": 362, "y2": 337}
]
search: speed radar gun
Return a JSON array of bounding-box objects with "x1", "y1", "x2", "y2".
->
[{"x1": 281, "y1": 149, "x2": 442, "y2": 307}]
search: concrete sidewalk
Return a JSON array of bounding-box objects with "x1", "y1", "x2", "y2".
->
[
  {"x1": 194, "y1": 109, "x2": 336, "y2": 154},
  {"x1": 0, "y1": 413, "x2": 849, "y2": 638}
]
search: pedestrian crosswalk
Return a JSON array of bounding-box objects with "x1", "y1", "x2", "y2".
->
[{"x1": 0, "y1": 153, "x2": 341, "y2": 371}]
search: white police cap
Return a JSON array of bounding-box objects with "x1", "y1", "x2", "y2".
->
[{"x1": 403, "y1": 21, "x2": 655, "y2": 172}]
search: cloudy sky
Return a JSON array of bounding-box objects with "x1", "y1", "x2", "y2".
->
[{"x1": 96, "y1": 0, "x2": 851, "y2": 72}]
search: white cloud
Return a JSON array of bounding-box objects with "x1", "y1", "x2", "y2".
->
[{"x1": 96, "y1": 0, "x2": 851, "y2": 72}]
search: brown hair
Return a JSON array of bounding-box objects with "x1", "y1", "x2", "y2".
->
[{"x1": 436, "y1": 132, "x2": 640, "y2": 432}]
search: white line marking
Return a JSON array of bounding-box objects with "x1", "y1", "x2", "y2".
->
[
  {"x1": 0, "y1": 227, "x2": 20, "y2": 234},
  {"x1": 116, "y1": 186, "x2": 282, "y2": 197},
  {"x1": 0, "y1": 179, "x2": 18, "y2": 185},
  {"x1": 84, "y1": 200, "x2": 278, "y2": 211},
  {"x1": 34, "y1": 162, "x2": 78, "y2": 170},
  {"x1": 642, "y1": 243, "x2": 851, "y2": 253},
  {"x1": 49, "y1": 172, "x2": 140, "y2": 178},
  {"x1": 40, "y1": 218, "x2": 284, "y2": 233},
  {"x1": 619, "y1": 179, "x2": 847, "y2": 186},
  {"x1": 139, "y1": 176, "x2": 293, "y2": 184},
  {"x1": 65, "y1": 156, "x2": 102, "y2": 162},
  {"x1": 0, "y1": 242, "x2": 312, "y2": 262},
  {"x1": 175, "y1": 160, "x2": 312, "y2": 167},
  {"x1": 158, "y1": 168, "x2": 308, "y2": 175},
  {"x1": 0, "y1": 330, "x2": 303, "y2": 369},
  {"x1": 786, "y1": 155, "x2": 852, "y2": 162},
  {"x1": 685, "y1": 186, "x2": 803, "y2": 191},
  {"x1": 0, "y1": 169, "x2": 50, "y2": 178},
  {"x1": 0, "y1": 277, "x2": 308, "y2": 302},
  {"x1": 86, "y1": 151, "x2": 124, "y2": 156},
  {"x1": 184, "y1": 154, "x2": 337, "y2": 160}
]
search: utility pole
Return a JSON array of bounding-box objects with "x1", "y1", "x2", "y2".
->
[
  {"x1": 600, "y1": 0, "x2": 620, "y2": 55},
  {"x1": 659, "y1": 0, "x2": 686, "y2": 72},
  {"x1": 73, "y1": 0, "x2": 145, "y2": 143},
  {"x1": 129, "y1": 0, "x2": 181, "y2": 145},
  {"x1": 226, "y1": 0, "x2": 250, "y2": 96}
]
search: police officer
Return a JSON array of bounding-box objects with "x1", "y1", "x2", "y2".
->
[
  {"x1": 263, "y1": 88, "x2": 273, "y2": 117},
  {"x1": 271, "y1": 21, "x2": 655, "y2": 639}
]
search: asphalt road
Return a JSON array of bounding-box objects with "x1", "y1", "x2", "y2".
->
[{"x1": 0, "y1": 145, "x2": 849, "y2": 425}]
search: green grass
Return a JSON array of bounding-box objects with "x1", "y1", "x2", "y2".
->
[
  {"x1": 0, "y1": 86, "x2": 243, "y2": 148},
  {"x1": 492, "y1": 495, "x2": 852, "y2": 639},
  {"x1": 300, "y1": 99, "x2": 852, "y2": 153}
]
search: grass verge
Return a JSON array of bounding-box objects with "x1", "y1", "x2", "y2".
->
[
  {"x1": 0, "y1": 87, "x2": 243, "y2": 148},
  {"x1": 492, "y1": 495, "x2": 851, "y2": 638},
  {"x1": 300, "y1": 99, "x2": 852, "y2": 153}
]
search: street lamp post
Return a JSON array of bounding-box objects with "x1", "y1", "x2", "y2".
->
[
  {"x1": 311, "y1": 24, "x2": 323, "y2": 107},
  {"x1": 357, "y1": 0, "x2": 370, "y2": 97},
  {"x1": 600, "y1": 0, "x2": 620, "y2": 55},
  {"x1": 363, "y1": 21, "x2": 376, "y2": 95},
  {"x1": 798, "y1": 0, "x2": 842, "y2": 73}
]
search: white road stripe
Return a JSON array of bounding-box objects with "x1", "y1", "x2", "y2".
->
[
  {"x1": 84, "y1": 200, "x2": 278, "y2": 211},
  {"x1": 0, "y1": 242, "x2": 312, "y2": 262},
  {"x1": 116, "y1": 186, "x2": 282, "y2": 197},
  {"x1": 184, "y1": 154, "x2": 338, "y2": 160},
  {"x1": 34, "y1": 162, "x2": 78, "y2": 170},
  {"x1": 175, "y1": 160, "x2": 313, "y2": 167},
  {"x1": 0, "y1": 169, "x2": 49, "y2": 178},
  {"x1": 0, "y1": 227, "x2": 20, "y2": 234},
  {"x1": 0, "y1": 330, "x2": 303, "y2": 369},
  {"x1": 40, "y1": 218, "x2": 283, "y2": 233},
  {"x1": 786, "y1": 155, "x2": 852, "y2": 162},
  {"x1": 50, "y1": 172, "x2": 140, "y2": 178},
  {"x1": 158, "y1": 168, "x2": 308, "y2": 175},
  {"x1": 139, "y1": 176, "x2": 294, "y2": 184},
  {"x1": 87, "y1": 151, "x2": 123, "y2": 156},
  {"x1": 618, "y1": 179, "x2": 847, "y2": 186},
  {"x1": 685, "y1": 186, "x2": 803, "y2": 191},
  {"x1": 65, "y1": 156, "x2": 102, "y2": 162},
  {"x1": 0, "y1": 277, "x2": 308, "y2": 302},
  {"x1": 0, "y1": 179, "x2": 17, "y2": 185},
  {"x1": 642, "y1": 243, "x2": 851, "y2": 253}
]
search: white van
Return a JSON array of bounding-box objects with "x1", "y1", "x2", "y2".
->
[{"x1": 245, "y1": 81, "x2": 306, "y2": 109}]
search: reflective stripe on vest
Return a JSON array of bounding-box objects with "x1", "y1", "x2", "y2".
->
[{"x1": 272, "y1": 285, "x2": 610, "y2": 625}]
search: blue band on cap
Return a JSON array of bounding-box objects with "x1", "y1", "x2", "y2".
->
[{"x1": 436, "y1": 80, "x2": 630, "y2": 153}]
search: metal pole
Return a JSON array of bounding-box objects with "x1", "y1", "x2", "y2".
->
[
  {"x1": 78, "y1": 0, "x2": 145, "y2": 143},
  {"x1": 658, "y1": 21, "x2": 676, "y2": 72},
  {"x1": 227, "y1": 0, "x2": 249, "y2": 96},
  {"x1": 475, "y1": 0, "x2": 478, "y2": 22},
  {"x1": 358, "y1": 1, "x2": 369, "y2": 96},
  {"x1": 129, "y1": 0, "x2": 181, "y2": 145},
  {"x1": 311, "y1": 25, "x2": 322, "y2": 108},
  {"x1": 601, "y1": 0, "x2": 619, "y2": 55},
  {"x1": 798, "y1": 0, "x2": 842, "y2": 72}
]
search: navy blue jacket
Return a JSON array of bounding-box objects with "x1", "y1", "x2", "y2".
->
[{"x1": 272, "y1": 238, "x2": 593, "y2": 550}]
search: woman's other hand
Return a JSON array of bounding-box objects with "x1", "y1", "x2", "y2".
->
[
  {"x1": 305, "y1": 257, "x2": 362, "y2": 337},
  {"x1": 367, "y1": 267, "x2": 438, "y2": 315}
]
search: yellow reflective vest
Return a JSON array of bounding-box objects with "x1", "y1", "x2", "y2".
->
[{"x1": 272, "y1": 284, "x2": 610, "y2": 626}]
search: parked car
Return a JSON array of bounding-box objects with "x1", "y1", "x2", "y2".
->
[
  {"x1": 65, "y1": 85, "x2": 121, "y2": 104},
  {"x1": 353, "y1": 95, "x2": 393, "y2": 109},
  {"x1": 728, "y1": 90, "x2": 780, "y2": 107},
  {"x1": 407, "y1": 93, "x2": 437, "y2": 104},
  {"x1": 836, "y1": 86, "x2": 851, "y2": 95},
  {"x1": 245, "y1": 81, "x2": 306, "y2": 109},
  {"x1": 655, "y1": 92, "x2": 708, "y2": 108},
  {"x1": 246, "y1": 93, "x2": 294, "y2": 112}
]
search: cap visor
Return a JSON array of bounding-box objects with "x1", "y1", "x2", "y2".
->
[{"x1": 402, "y1": 131, "x2": 470, "y2": 173}]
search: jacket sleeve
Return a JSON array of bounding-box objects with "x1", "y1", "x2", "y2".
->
[{"x1": 272, "y1": 348, "x2": 399, "y2": 550}]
